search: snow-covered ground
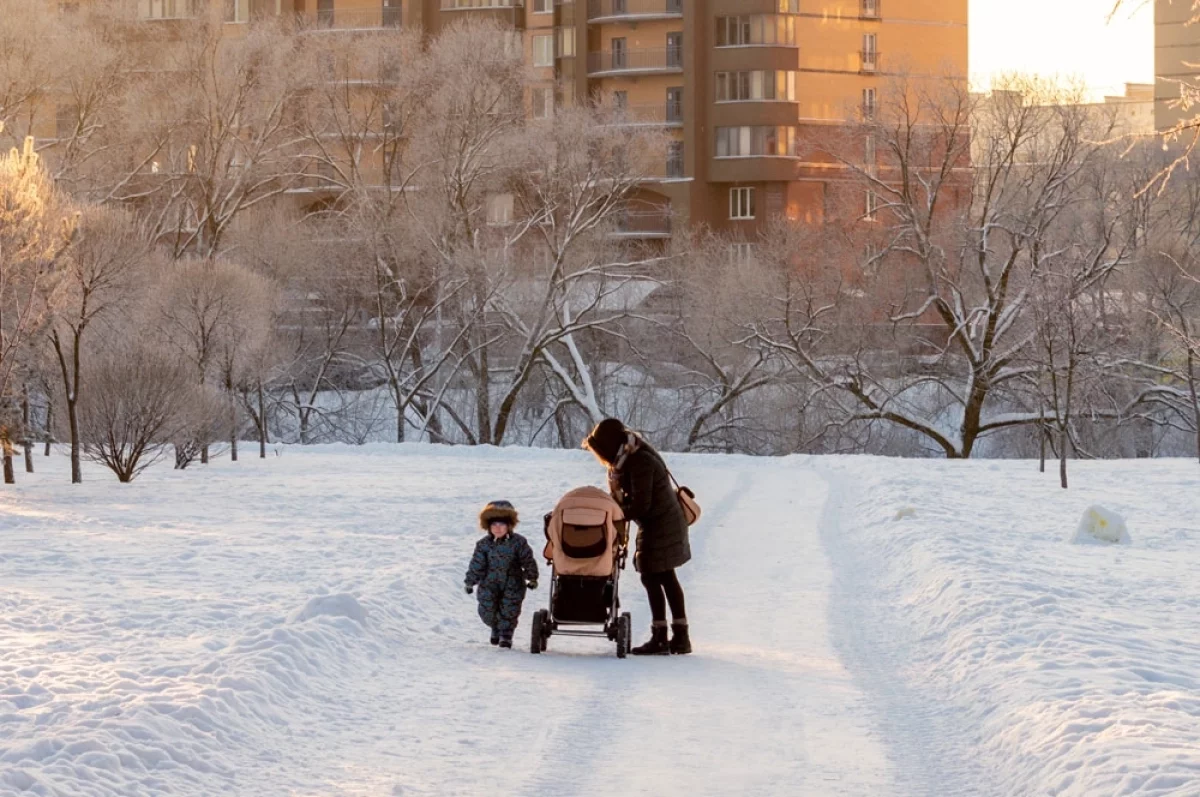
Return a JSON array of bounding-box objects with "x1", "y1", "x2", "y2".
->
[{"x1": 1, "y1": 446, "x2": 1197, "y2": 796}]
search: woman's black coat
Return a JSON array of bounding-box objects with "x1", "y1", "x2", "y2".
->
[{"x1": 614, "y1": 444, "x2": 691, "y2": 574}]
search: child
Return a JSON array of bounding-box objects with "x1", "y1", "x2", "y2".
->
[{"x1": 464, "y1": 500, "x2": 539, "y2": 648}]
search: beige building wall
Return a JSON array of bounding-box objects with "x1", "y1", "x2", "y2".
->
[{"x1": 1155, "y1": 0, "x2": 1200, "y2": 131}]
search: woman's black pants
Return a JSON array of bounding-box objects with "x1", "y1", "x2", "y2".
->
[{"x1": 640, "y1": 569, "x2": 686, "y2": 623}]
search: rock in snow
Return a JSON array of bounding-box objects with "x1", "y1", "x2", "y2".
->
[
  {"x1": 1071, "y1": 505, "x2": 1131, "y2": 545},
  {"x1": 290, "y1": 593, "x2": 368, "y2": 625}
]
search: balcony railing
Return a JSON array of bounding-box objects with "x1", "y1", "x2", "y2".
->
[
  {"x1": 605, "y1": 101, "x2": 683, "y2": 127},
  {"x1": 441, "y1": 0, "x2": 523, "y2": 8},
  {"x1": 666, "y1": 150, "x2": 684, "y2": 178},
  {"x1": 587, "y1": 47, "x2": 683, "y2": 76},
  {"x1": 587, "y1": 0, "x2": 683, "y2": 22},
  {"x1": 613, "y1": 209, "x2": 673, "y2": 238},
  {"x1": 860, "y1": 0, "x2": 881, "y2": 19},
  {"x1": 301, "y1": 7, "x2": 403, "y2": 30},
  {"x1": 860, "y1": 49, "x2": 879, "y2": 73}
]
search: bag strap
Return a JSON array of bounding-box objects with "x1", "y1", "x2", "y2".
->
[{"x1": 645, "y1": 446, "x2": 684, "y2": 491}]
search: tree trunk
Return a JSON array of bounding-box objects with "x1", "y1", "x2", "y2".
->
[
  {"x1": 258, "y1": 381, "x2": 267, "y2": 459},
  {"x1": 21, "y1": 391, "x2": 33, "y2": 474},
  {"x1": 1188, "y1": 349, "x2": 1200, "y2": 466},
  {"x1": 201, "y1": 443, "x2": 209, "y2": 465},
  {"x1": 1058, "y1": 425, "x2": 1069, "y2": 489},
  {"x1": 229, "y1": 387, "x2": 238, "y2": 462},
  {"x1": 44, "y1": 400, "x2": 52, "y2": 456},
  {"x1": 1038, "y1": 407, "x2": 1046, "y2": 474},
  {"x1": 67, "y1": 398, "x2": 81, "y2": 484},
  {"x1": 2, "y1": 430, "x2": 15, "y2": 485}
]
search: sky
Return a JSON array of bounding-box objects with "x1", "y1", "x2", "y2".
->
[{"x1": 970, "y1": 0, "x2": 1154, "y2": 99}]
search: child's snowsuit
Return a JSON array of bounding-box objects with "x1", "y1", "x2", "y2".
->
[{"x1": 465, "y1": 532, "x2": 538, "y2": 634}]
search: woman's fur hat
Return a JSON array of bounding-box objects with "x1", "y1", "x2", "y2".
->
[{"x1": 479, "y1": 500, "x2": 519, "y2": 530}]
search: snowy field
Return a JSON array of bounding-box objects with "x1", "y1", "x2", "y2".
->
[{"x1": 1, "y1": 446, "x2": 1197, "y2": 796}]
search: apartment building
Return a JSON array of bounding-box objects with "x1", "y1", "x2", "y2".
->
[
  {"x1": 51, "y1": 0, "x2": 967, "y2": 244},
  {"x1": 1155, "y1": 0, "x2": 1199, "y2": 131}
]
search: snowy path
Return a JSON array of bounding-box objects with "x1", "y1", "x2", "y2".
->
[
  {"x1": 0, "y1": 447, "x2": 894, "y2": 797},
  {"x1": 6, "y1": 446, "x2": 1196, "y2": 796}
]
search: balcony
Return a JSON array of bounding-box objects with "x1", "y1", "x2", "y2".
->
[
  {"x1": 860, "y1": 50, "x2": 879, "y2": 73},
  {"x1": 860, "y1": 0, "x2": 881, "y2": 19},
  {"x1": 587, "y1": 0, "x2": 683, "y2": 23},
  {"x1": 299, "y1": 7, "x2": 403, "y2": 31},
  {"x1": 612, "y1": 209, "x2": 673, "y2": 239},
  {"x1": 441, "y1": 0, "x2": 523, "y2": 8},
  {"x1": 605, "y1": 101, "x2": 683, "y2": 128},
  {"x1": 587, "y1": 47, "x2": 683, "y2": 77}
]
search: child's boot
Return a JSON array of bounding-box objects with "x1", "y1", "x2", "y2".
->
[
  {"x1": 669, "y1": 620, "x2": 691, "y2": 655},
  {"x1": 490, "y1": 626, "x2": 500, "y2": 646},
  {"x1": 498, "y1": 630, "x2": 513, "y2": 649}
]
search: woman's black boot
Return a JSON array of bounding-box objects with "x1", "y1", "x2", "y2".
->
[
  {"x1": 630, "y1": 622, "x2": 670, "y2": 655},
  {"x1": 669, "y1": 620, "x2": 691, "y2": 655}
]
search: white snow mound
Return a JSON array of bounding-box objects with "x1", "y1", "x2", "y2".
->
[
  {"x1": 1070, "y1": 505, "x2": 1130, "y2": 545},
  {"x1": 290, "y1": 593, "x2": 368, "y2": 625}
]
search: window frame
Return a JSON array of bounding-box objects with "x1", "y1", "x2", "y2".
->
[{"x1": 729, "y1": 187, "x2": 756, "y2": 220}]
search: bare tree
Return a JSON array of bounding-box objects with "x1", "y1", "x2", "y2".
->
[
  {"x1": 153, "y1": 257, "x2": 272, "y2": 465},
  {"x1": 143, "y1": 15, "x2": 306, "y2": 260},
  {"x1": 0, "y1": 0, "x2": 65, "y2": 149},
  {"x1": 46, "y1": 206, "x2": 150, "y2": 483},
  {"x1": 779, "y1": 76, "x2": 1125, "y2": 458},
  {"x1": 77, "y1": 343, "x2": 210, "y2": 482},
  {"x1": 0, "y1": 137, "x2": 76, "y2": 482},
  {"x1": 663, "y1": 230, "x2": 778, "y2": 452}
]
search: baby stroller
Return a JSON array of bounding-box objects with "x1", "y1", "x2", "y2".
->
[{"x1": 530, "y1": 486, "x2": 632, "y2": 658}]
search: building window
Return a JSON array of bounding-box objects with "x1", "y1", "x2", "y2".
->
[
  {"x1": 862, "y1": 87, "x2": 877, "y2": 119},
  {"x1": 224, "y1": 0, "x2": 247, "y2": 22},
  {"x1": 861, "y1": 0, "x2": 880, "y2": 18},
  {"x1": 531, "y1": 87, "x2": 553, "y2": 119},
  {"x1": 55, "y1": 104, "x2": 77, "y2": 140},
  {"x1": 556, "y1": 27, "x2": 575, "y2": 58},
  {"x1": 777, "y1": 0, "x2": 799, "y2": 10},
  {"x1": 382, "y1": 0, "x2": 402, "y2": 27},
  {"x1": 730, "y1": 187, "x2": 756, "y2": 220},
  {"x1": 716, "y1": 15, "x2": 797, "y2": 47},
  {"x1": 142, "y1": 0, "x2": 196, "y2": 18},
  {"x1": 666, "y1": 32, "x2": 683, "y2": 67},
  {"x1": 667, "y1": 141, "x2": 684, "y2": 177},
  {"x1": 487, "y1": 194, "x2": 514, "y2": 226},
  {"x1": 730, "y1": 242, "x2": 755, "y2": 265},
  {"x1": 865, "y1": 190, "x2": 879, "y2": 222},
  {"x1": 533, "y1": 34, "x2": 554, "y2": 67},
  {"x1": 666, "y1": 87, "x2": 683, "y2": 123},
  {"x1": 611, "y1": 37, "x2": 627, "y2": 70},
  {"x1": 861, "y1": 33, "x2": 878, "y2": 71},
  {"x1": 612, "y1": 90, "x2": 628, "y2": 109},
  {"x1": 865, "y1": 134, "x2": 876, "y2": 170},
  {"x1": 715, "y1": 126, "x2": 798, "y2": 158},
  {"x1": 715, "y1": 71, "x2": 797, "y2": 102},
  {"x1": 533, "y1": 0, "x2": 551, "y2": 11}
]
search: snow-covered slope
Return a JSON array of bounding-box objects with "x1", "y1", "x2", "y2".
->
[
  {"x1": 822, "y1": 458, "x2": 1200, "y2": 797},
  {"x1": 1, "y1": 446, "x2": 1198, "y2": 796}
]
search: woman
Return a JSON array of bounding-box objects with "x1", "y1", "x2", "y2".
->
[{"x1": 583, "y1": 418, "x2": 691, "y2": 655}]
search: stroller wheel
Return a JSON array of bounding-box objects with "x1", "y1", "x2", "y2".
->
[
  {"x1": 530, "y1": 609, "x2": 548, "y2": 654},
  {"x1": 616, "y1": 612, "x2": 631, "y2": 659}
]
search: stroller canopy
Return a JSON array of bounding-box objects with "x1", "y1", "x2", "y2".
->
[{"x1": 543, "y1": 486, "x2": 626, "y2": 577}]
